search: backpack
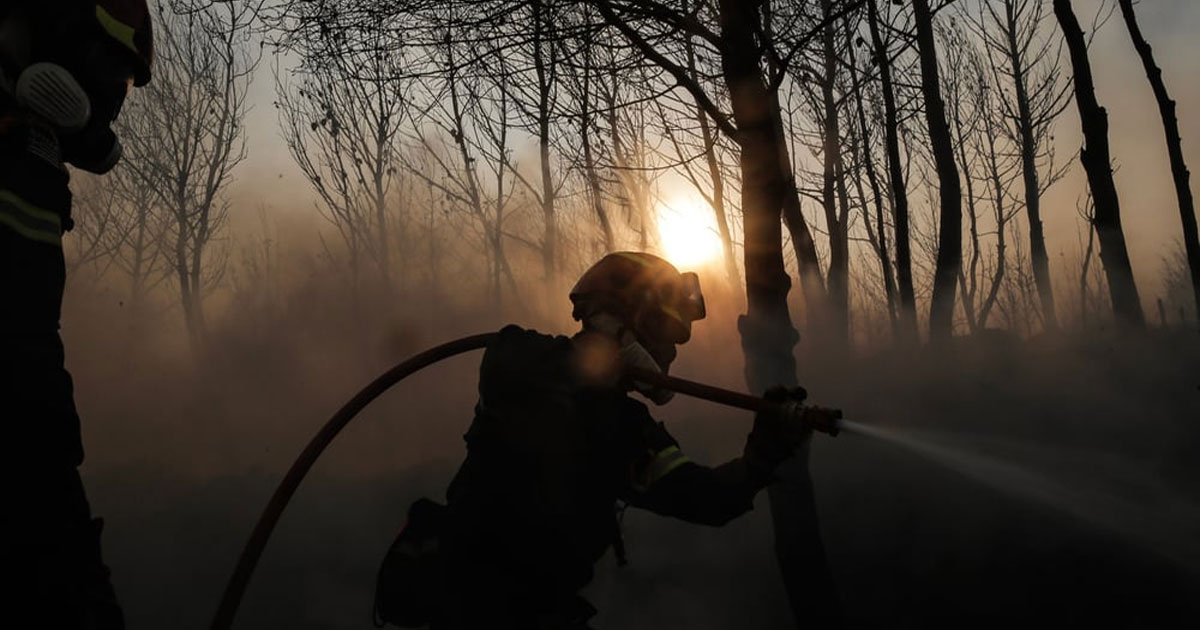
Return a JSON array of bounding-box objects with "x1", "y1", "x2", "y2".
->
[{"x1": 373, "y1": 498, "x2": 447, "y2": 628}]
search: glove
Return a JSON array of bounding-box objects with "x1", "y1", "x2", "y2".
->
[{"x1": 744, "y1": 385, "x2": 810, "y2": 469}]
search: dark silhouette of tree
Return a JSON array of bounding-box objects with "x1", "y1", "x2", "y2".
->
[
  {"x1": 965, "y1": 0, "x2": 1072, "y2": 332},
  {"x1": 558, "y1": 8, "x2": 617, "y2": 252},
  {"x1": 1118, "y1": 0, "x2": 1199, "y2": 330},
  {"x1": 1053, "y1": 0, "x2": 1144, "y2": 329},
  {"x1": 119, "y1": 0, "x2": 258, "y2": 351},
  {"x1": 975, "y1": 59, "x2": 1022, "y2": 330},
  {"x1": 866, "y1": 0, "x2": 918, "y2": 343},
  {"x1": 274, "y1": 24, "x2": 406, "y2": 292},
  {"x1": 938, "y1": 22, "x2": 985, "y2": 333},
  {"x1": 913, "y1": 0, "x2": 963, "y2": 341},
  {"x1": 68, "y1": 167, "x2": 172, "y2": 317},
  {"x1": 844, "y1": 17, "x2": 899, "y2": 337},
  {"x1": 817, "y1": 0, "x2": 851, "y2": 349}
]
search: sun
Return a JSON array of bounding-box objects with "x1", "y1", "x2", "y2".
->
[{"x1": 656, "y1": 195, "x2": 724, "y2": 269}]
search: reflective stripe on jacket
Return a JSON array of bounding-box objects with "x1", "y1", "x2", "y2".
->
[{"x1": 0, "y1": 189, "x2": 62, "y2": 245}]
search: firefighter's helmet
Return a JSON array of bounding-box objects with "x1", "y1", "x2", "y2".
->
[
  {"x1": 570, "y1": 252, "x2": 706, "y2": 345},
  {"x1": 93, "y1": 0, "x2": 154, "y2": 86}
]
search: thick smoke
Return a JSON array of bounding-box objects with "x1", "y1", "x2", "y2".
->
[{"x1": 58, "y1": 243, "x2": 1200, "y2": 627}]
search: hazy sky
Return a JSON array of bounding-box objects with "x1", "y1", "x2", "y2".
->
[{"x1": 230, "y1": 0, "x2": 1200, "y2": 303}]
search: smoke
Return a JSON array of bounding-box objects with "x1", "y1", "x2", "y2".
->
[{"x1": 55, "y1": 2, "x2": 1200, "y2": 617}]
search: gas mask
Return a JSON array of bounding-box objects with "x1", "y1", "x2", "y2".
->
[
  {"x1": 0, "y1": 14, "x2": 132, "y2": 174},
  {"x1": 585, "y1": 312, "x2": 676, "y2": 405}
]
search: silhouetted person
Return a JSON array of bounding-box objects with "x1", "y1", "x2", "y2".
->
[
  {"x1": 377, "y1": 253, "x2": 813, "y2": 629},
  {"x1": 0, "y1": 1, "x2": 152, "y2": 627}
]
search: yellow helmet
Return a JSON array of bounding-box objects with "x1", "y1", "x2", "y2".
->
[{"x1": 94, "y1": 0, "x2": 154, "y2": 87}]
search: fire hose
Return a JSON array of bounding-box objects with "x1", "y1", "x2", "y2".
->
[{"x1": 210, "y1": 332, "x2": 841, "y2": 630}]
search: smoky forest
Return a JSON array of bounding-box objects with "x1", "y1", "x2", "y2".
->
[{"x1": 53, "y1": 0, "x2": 1200, "y2": 627}]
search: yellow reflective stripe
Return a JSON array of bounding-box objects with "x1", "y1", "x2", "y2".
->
[
  {"x1": 96, "y1": 6, "x2": 139, "y2": 57},
  {"x1": 643, "y1": 445, "x2": 690, "y2": 489},
  {"x1": 0, "y1": 212, "x2": 61, "y2": 245},
  {"x1": 0, "y1": 189, "x2": 60, "y2": 224},
  {"x1": 0, "y1": 190, "x2": 62, "y2": 246}
]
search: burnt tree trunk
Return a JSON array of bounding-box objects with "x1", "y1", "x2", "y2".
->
[
  {"x1": 1054, "y1": 0, "x2": 1145, "y2": 328},
  {"x1": 1003, "y1": 1, "x2": 1059, "y2": 331},
  {"x1": 1118, "y1": 0, "x2": 1200, "y2": 328},
  {"x1": 978, "y1": 105, "x2": 1009, "y2": 327},
  {"x1": 820, "y1": 0, "x2": 849, "y2": 348},
  {"x1": 867, "y1": 0, "x2": 917, "y2": 343},
  {"x1": 914, "y1": 0, "x2": 963, "y2": 341},
  {"x1": 719, "y1": 1, "x2": 840, "y2": 625},
  {"x1": 846, "y1": 21, "x2": 898, "y2": 333}
]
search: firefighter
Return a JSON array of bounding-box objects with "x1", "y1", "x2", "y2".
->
[
  {"x1": 0, "y1": 1, "x2": 152, "y2": 627},
  {"x1": 429, "y1": 252, "x2": 811, "y2": 629}
]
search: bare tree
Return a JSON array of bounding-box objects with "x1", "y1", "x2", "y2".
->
[
  {"x1": 845, "y1": 18, "x2": 899, "y2": 337},
  {"x1": 1053, "y1": 0, "x2": 1144, "y2": 328},
  {"x1": 559, "y1": 7, "x2": 618, "y2": 252},
  {"x1": 912, "y1": 0, "x2": 964, "y2": 341},
  {"x1": 938, "y1": 22, "x2": 985, "y2": 333},
  {"x1": 1117, "y1": 0, "x2": 1200, "y2": 331},
  {"x1": 496, "y1": 0, "x2": 566, "y2": 292},
  {"x1": 866, "y1": 0, "x2": 919, "y2": 343},
  {"x1": 275, "y1": 20, "x2": 406, "y2": 296},
  {"x1": 656, "y1": 0, "x2": 742, "y2": 294},
  {"x1": 964, "y1": 0, "x2": 1072, "y2": 332},
  {"x1": 119, "y1": 0, "x2": 258, "y2": 350},
  {"x1": 974, "y1": 63, "x2": 1022, "y2": 330},
  {"x1": 397, "y1": 21, "x2": 524, "y2": 309},
  {"x1": 69, "y1": 165, "x2": 173, "y2": 316},
  {"x1": 65, "y1": 173, "x2": 124, "y2": 280}
]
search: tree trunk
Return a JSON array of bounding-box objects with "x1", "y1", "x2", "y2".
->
[
  {"x1": 846, "y1": 22, "x2": 898, "y2": 334},
  {"x1": 867, "y1": 0, "x2": 917, "y2": 343},
  {"x1": 1003, "y1": 1, "x2": 1058, "y2": 331},
  {"x1": 718, "y1": 2, "x2": 839, "y2": 625},
  {"x1": 820, "y1": 0, "x2": 849, "y2": 349},
  {"x1": 947, "y1": 74, "x2": 979, "y2": 333},
  {"x1": 580, "y1": 55, "x2": 614, "y2": 251},
  {"x1": 1118, "y1": 0, "x2": 1200, "y2": 329},
  {"x1": 1054, "y1": 0, "x2": 1145, "y2": 329},
  {"x1": 686, "y1": 30, "x2": 741, "y2": 295},
  {"x1": 534, "y1": 0, "x2": 558, "y2": 293},
  {"x1": 913, "y1": 0, "x2": 963, "y2": 341},
  {"x1": 978, "y1": 110, "x2": 1008, "y2": 328},
  {"x1": 700, "y1": 106, "x2": 742, "y2": 296}
]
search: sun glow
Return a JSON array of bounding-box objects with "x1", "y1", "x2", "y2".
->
[{"x1": 656, "y1": 196, "x2": 724, "y2": 269}]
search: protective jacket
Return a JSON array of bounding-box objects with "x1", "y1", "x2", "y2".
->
[
  {"x1": 0, "y1": 98, "x2": 122, "y2": 630},
  {"x1": 0, "y1": 106, "x2": 81, "y2": 461},
  {"x1": 434, "y1": 325, "x2": 777, "y2": 628}
]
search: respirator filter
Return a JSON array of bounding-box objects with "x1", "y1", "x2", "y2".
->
[{"x1": 14, "y1": 62, "x2": 92, "y2": 133}]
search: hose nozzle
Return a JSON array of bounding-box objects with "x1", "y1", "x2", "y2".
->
[{"x1": 790, "y1": 402, "x2": 842, "y2": 437}]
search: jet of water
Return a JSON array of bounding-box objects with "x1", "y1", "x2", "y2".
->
[{"x1": 838, "y1": 419, "x2": 1200, "y2": 574}]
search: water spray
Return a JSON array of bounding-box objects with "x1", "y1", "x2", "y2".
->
[
  {"x1": 210, "y1": 332, "x2": 842, "y2": 630},
  {"x1": 837, "y1": 419, "x2": 1200, "y2": 576}
]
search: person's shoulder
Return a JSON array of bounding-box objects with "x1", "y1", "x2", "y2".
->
[
  {"x1": 490, "y1": 324, "x2": 568, "y2": 353},
  {"x1": 481, "y1": 325, "x2": 571, "y2": 381}
]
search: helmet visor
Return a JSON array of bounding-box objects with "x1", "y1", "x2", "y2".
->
[{"x1": 679, "y1": 272, "x2": 706, "y2": 322}]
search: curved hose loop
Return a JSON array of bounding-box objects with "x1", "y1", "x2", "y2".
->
[{"x1": 210, "y1": 333, "x2": 498, "y2": 630}]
